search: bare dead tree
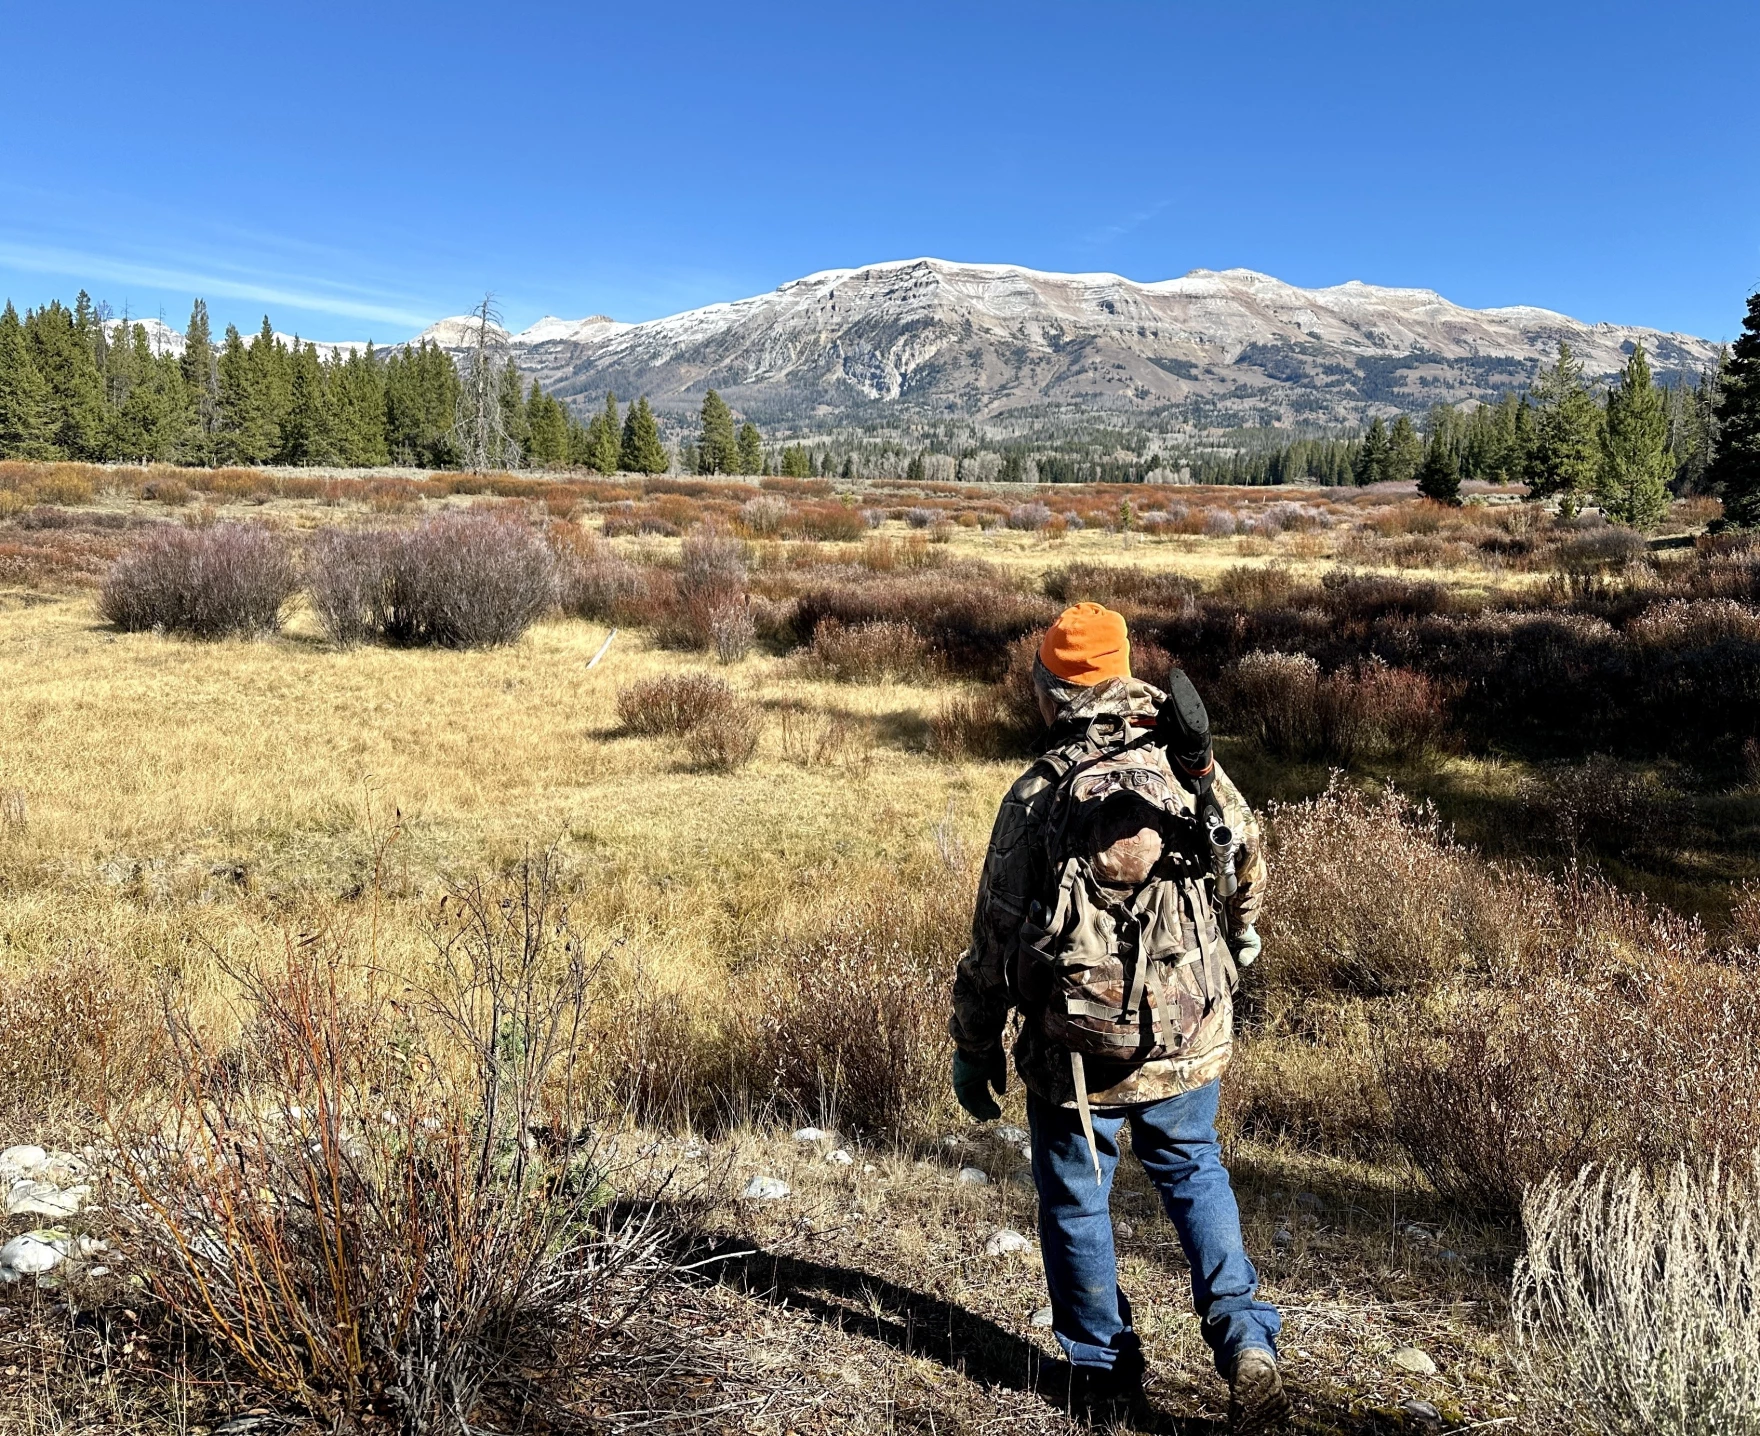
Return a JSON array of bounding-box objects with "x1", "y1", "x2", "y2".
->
[{"x1": 451, "y1": 294, "x2": 522, "y2": 472}]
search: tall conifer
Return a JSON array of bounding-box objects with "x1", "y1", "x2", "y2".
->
[
  {"x1": 697, "y1": 389, "x2": 737, "y2": 474},
  {"x1": 1528, "y1": 341, "x2": 1603, "y2": 516},
  {"x1": 1707, "y1": 292, "x2": 1760, "y2": 528},
  {"x1": 620, "y1": 397, "x2": 668, "y2": 474},
  {"x1": 1599, "y1": 344, "x2": 1671, "y2": 528},
  {"x1": 0, "y1": 301, "x2": 54, "y2": 458}
]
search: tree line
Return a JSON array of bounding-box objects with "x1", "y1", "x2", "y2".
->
[{"x1": 0, "y1": 292, "x2": 673, "y2": 473}]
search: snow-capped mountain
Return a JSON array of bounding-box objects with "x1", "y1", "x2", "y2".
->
[
  {"x1": 517, "y1": 259, "x2": 1722, "y2": 429},
  {"x1": 101, "y1": 260, "x2": 1722, "y2": 431}
]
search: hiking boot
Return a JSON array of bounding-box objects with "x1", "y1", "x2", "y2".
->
[
  {"x1": 1069, "y1": 1360, "x2": 1143, "y2": 1426},
  {"x1": 1228, "y1": 1347, "x2": 1290, "y2": 1433}
]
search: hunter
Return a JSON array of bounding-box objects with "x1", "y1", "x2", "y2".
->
[{"x1": 949, "y1": 602, "x2": 1286, "y2": 1431}]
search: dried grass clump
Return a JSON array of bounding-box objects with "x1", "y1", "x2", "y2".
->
[
  {"x1": 777, "y1": 704, "x2": 874, "y2": 774},
  {"x1": 708, "y1": 595, "x2": 755, "y2": 663},
  {"x1": 108, "y1": 860, "x2": 677, "y2": 1434},
  {"x1": 738, "y1": 870, "x2": 966, "y2": 1136},
  {"x1": 809, "y1": 617, "x2": 935, "y2": 683},
  {"x1": 100, "y1": 522, "x2": 298, "y2": 638},
  {"x1": 682, "y1": 698, "x2": 764, "y2": 771},
  {"x1": 1514, "y1": 1158, "x2": 1760, "y2": 1436},
  {"x1": 616, "y1": 673, "x2": 737, "y2": 737},
  {"x1": 928, "y1": 690, "x2": 1022, "y2": 761}
]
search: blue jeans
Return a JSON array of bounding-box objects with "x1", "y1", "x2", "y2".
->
[{"x1": 1028, "y1": 1080, "x2": 1279, "y2": 1376}]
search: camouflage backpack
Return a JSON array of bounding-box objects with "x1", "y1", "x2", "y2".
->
[{"x1": 1015, "y1": 711, "x2": 1237, "y2": 1175}]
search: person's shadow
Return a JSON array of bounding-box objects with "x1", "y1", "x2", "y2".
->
[
  {"x1": 679, "y1": 1231, "x2": 1426, "y2": 1433},
  {"x1": 690, "y1": 1232, "x2": 1218, "y2": 1433}
]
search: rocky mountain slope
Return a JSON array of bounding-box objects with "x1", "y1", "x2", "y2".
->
[
  {"x1": 105, "y1": 260, "x2": 1722, "y2": 434},
  {"x1": 512, "y1": 259, "x2": 1721, "y2": 431}
]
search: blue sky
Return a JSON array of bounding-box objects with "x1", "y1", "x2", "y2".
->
[{"x1": 4, "y1": 1, "x2": 1756, "y2": 345}]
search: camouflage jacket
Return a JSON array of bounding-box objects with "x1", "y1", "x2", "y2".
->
[{"x1": 949, "y1": 675, "x2": 1267, "y2": 1109}]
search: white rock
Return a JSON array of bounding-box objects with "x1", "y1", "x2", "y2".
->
[
  {"x1": 825, "y1": 1148, "x2": 854, "y2": 1166},
  {"x1": 1389, "y1": 1346, "x2": 1438, "y2": 1376},
  {"x1": 940, "y1": 1135, "x2": 964, "y2": 1148},
  {"x1": 1114, "y1": 1220, "x2": 1135, "y2": 1240},
  {"x1": 0, "y1": 1146, "x2": 47, "y2": 1175},
  {"x1": 984, "y1": 1228, "x2": 1030, "y2": 1256},
  {"x1": 956, "y1": 1167, "x2": 990, "y2": 1186},
  {"x1": 791, "y1": 1127, "x2": 825, "y2": 1143},
  {"x1": 741, "y1": 1175, "x2": 790, "y2": 1201},
  {"x1": 861, "y1": 1163, "x2": 876, "y2": 1174},
  {"x1": 6, "y1": 1181, "x2": 88, "y2": 1218},
  {"x1": 1031, "y1": 1306, "x2": 1054, "y2": 1328},
  {"x1": 0, "y1": 1234, "x2": 64, "y2": 1280},
  {"x1": 996, "y1": 1125, "x2": 1029, "y2": 1144}
]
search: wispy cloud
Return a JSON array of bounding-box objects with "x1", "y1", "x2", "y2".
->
[
  {"x1": 1081, "y1": 200, "x2": 1172, "y2": 250},
  {"x1": 0, "y1": 240, "x2": 435, "y2": 331}
]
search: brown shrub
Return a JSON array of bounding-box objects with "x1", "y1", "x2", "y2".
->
[
  {"x1": 809, "y1": 617, "x2": 936, "y2": 682},
  {"x1": 141, "y1": 473, "x2": 193, "y2": 505},
  {"x1": 736, "y1": 871, "x2": 965, "y2": 1136},
  {"x1": 1212, "y1": 563, "x2": 1298, "y2": 607},
  {"x1": 108, "y1": 861, "x2": 665, "y2": 1432},
  {"x1": 1043, "y1": 562, "x2": 1200, "y2": 616},
  {"x1": 306, "y1": 513, "x2": 555, "y2": 648},
  {"x1": 616, "y1": 673, "x2": 736, "y2": 737},
  {"x1": 100, "y1": 522, "x2": 299, "y2": 638},
  {"x1": 1220, "y1": 651, "x2": 1452, "y2": 761},
  {"x1": 777, "y1": 705, "x2": 874, "y2": 775},
  {"x1": 682, "y1": 697, "x2": 764, "y2": 771},
  {"x1": 708, "y1": 594, "x2": 755, "y2": 663},
  {"x1": 656, "y1": 525, "x2": 747, "y2": 650},
  {"x1": 792, "y1": 502, "x2": 865, "y2": 542},
  {"x1": 927, "y1": 690, "x2": 1018, "y2": 760},
  {"x1": 555, "y1": 533, "x2": 671, "y2": 626},
  {"x1": 1260, "y1": 777, "x2": 1507, "y2": 998}
]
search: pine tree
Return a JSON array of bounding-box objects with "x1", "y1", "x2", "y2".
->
[
  {"x1": 180, "y1": 299, "x2": 219, "y2": 463},
  {"x1": 0, "y1": 301, "x2": 55, "y2": 458},
  {"x1": 23, "y1": 299, "x2": 104, "y2": 458},
  {"x1": 1353, "y1": 417, "x2": 1389, "y2": 485},
  {"x1": 498, "y1": 358, "x2": 529, "y2": 467},
  {"x1": 1599, "y1": 344, "x2": 1671, "y2": 529},
  {"x1": 780, "y1": 444, "x2": 812, "y2": 478},
  {"x1": 697, "y1": 389, "x2": 737, "y2": 474},
  {"x1": 1528, "y1": 341, "x2": 1603, "y2": 516},
  {"x1": 1385, "y1": 414, "x2": 1423, "y2": 485},
  {"x1": 524, "y1": 380, "x2": 569, "y2": 467},
  {"x1": 584, "y1": 392, "x2": 621, "y2": 473},
  {"x1": 385, "y1": 341, "x2": 459, "y2": 468},
  {"x1": 110, "y1": 324, "x2": 190, "y2": 462},
  {"x1": 331, "y1": 346, "x2": 389, "y2": 467},
  {"x1": 278, "y1": 341, "x2": 336, "y2": 465},
  {"x1": 620, "y1": 396, "x2": 668, "y2": 475},
  {"x1": 840, "y1": 455, "x2": 854, "y2": 481},
  {"x1": 1707, "y1": 292, "x2": 1760, "y2": 528},
  {"x1": 1415, "y1": 434, "x2": 1462, "y2": 505},
  {"x1": 736, "y1": 421, "x2": 763, "y2": 475}
]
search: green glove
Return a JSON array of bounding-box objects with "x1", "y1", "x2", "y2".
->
[
  {"x1": 1231, "y1": 925, "x2": 1263, "y2": 967},
  {"x1": 952, "y1": 1048, "x2": 1006, "y2": 1122}
]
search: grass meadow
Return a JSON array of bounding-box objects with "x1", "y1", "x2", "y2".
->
[{"x1": 2, "y1": 460, "x2": 1757, "y2": 1435}]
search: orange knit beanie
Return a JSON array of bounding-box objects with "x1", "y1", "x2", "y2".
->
[{"x1": 1038, "y1": 602, "x2": 1131, "y2": 686}]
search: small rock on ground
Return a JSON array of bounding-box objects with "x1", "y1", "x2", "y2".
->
[
  {"x1": 956, "y1": 1167, "x2": 990, "y2": 1186},
  {"x1": 1398, "y1": 1399, "x2": 1443, "y2": 1430},
  {"x1": 0, "y1": 1233, "x2": 64, "y2": 1282},
  {"x1": 1389, "y1": 1346, "x2": 1438, "y2": 1376},
  {"x1": 741, "y1": 1176, "x2": 790, "y2": 1201},
  {"x1": 791, "y1": 1127, "x2": 825, "y2": 1143},
  {"x1": 996, "y1": 1125, "x2": 1029, "y2": 1145},
  {"x1": 984, "y1": 1228, "x2": 1030, "y2": 1256},
  {"x1": 1031, "y1": 1306, "x2": 1054, "y2": 1328},
  {"x1": 825, "y1": 1148, "x2": 854, "y2": 1166}
]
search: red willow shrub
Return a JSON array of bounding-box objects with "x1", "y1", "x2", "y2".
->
[{"x1": 101, "y1": 522, "x2": 299, "y2": 638}]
